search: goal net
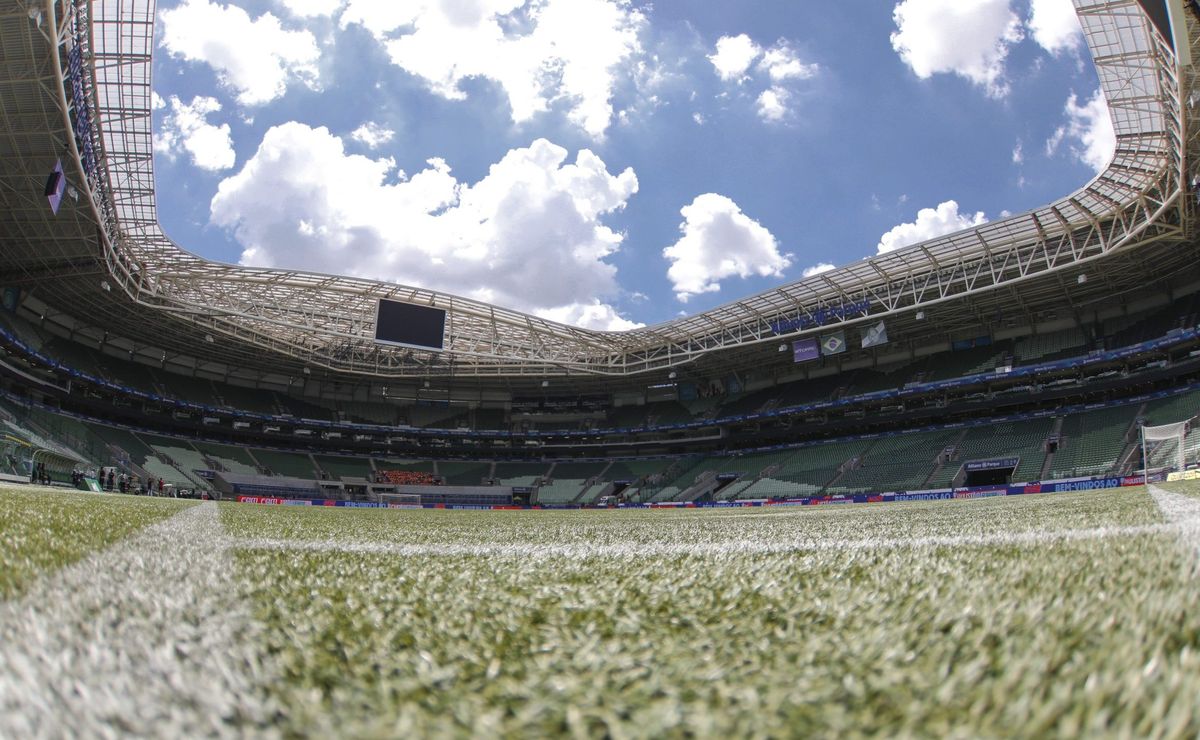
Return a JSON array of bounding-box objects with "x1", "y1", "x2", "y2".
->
[
  {"x1": 1140, "y1": 419, "x2": 1200, "y2": 475},
  {"x1": 379, "y1": 492, "x2": 422, "y2": 508}
]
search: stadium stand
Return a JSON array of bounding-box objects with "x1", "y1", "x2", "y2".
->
[
  {"x1": 252, "y1": 449, "x2": 319, "y2": 479},
  {"x1": 1141, "y1": 389, "x2": 1200, "y2": 426},
  {"x1": 313, "y1": 454, "x2": 373, "y2": 481},
  {"x1": 535, "y1": 479, "x2": 589, "y2": 504},
  {"x1": 215, "y1": 385, "x2": 280, "y2": 415},
  {"x1": 439, "y1": 461, "x2": 491, "y2": 486},
  {"x1": 1013, "y1": 327, "x2": 1089, "y2": 363},
  {"x1": 831, "y1": 429, "x2": 960, "y2": 494},
  {"x1": 602, "y1": 459, "x2": 671, "y2": 484},
  {"x1": 191, "y1": 441, "x2": 260, "y2": 475},
  {"x1": 740, "y1": 438, "x2": 874, "y2": 499},
  {"x1": 928, "y1": 419, "x2": 1054, "y2": 487},
  {"x1": 1051, "y1": 405, "x2": 1140, "y2": 479},
  {"x1": 493, "y1": 461, "x2": 550, "y2": 486},
  {"x1": 375, "y1": 458, "x2": 436, "y2": 474}
]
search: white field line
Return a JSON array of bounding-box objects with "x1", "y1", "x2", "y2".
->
[
  {"x1": 232, "y1": 522, "x2": 1175, "y2": 560},
  {"x1": 0, "y1": 503, "x2": 277, "y2": 738},
  {"x1": 1147, "y1": 484, "x2": 1200, "y2": 561}
]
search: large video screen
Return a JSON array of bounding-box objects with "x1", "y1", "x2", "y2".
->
[
  {"x1": 374, "y1": 299, "x2": 446, "y2": 351},
  {"x1": 1136, "y1": 0, "x2": 1173, "y2": 49}
]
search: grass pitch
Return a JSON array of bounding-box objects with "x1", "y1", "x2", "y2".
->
[
  {"x1": 0, "y1": 486, "x2": 191, "y2": 598},
  {"x1": 3, "y1": 484, "x2": 1200, "y2": 736}
]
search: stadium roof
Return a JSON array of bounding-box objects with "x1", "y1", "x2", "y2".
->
[{"x1": 0, "y1": 0, "x2": 1198, "y2": 386}]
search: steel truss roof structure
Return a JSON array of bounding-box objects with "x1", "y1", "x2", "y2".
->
[{"x1": 1, "y1": 0, "x2": 1198, "y2": 383}]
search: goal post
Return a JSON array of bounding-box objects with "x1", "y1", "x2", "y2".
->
[{"x1": 1140, "y1": 419, "x2": 1190, "y2": 476}]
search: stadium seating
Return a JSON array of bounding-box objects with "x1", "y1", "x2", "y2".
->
[
  {"x1": 535, "y1": 479, "x2": 589, "y2": 504},
  {"x1": 313, "y1": 455, "x2": 373, "y2": 480},
  {"x1": 252, "y1": 448, "x2": 319, "y2": 479},
  {"x1": 549, "y1": 461, "x2": 608, "y2": 480},
  {"x1": 1142, "y1": 390, "x2": 1200, "y2": 426},
  {"x1": 439, "y1": 461, "x2": 491, "y2": 486},
  {"x1": 928, "y1": 419, "x2": 1053, "y2": 487},
  {"x1": 1013, "y1": 327, "x2": 1088, "y2": 363},
  {"x1": 1051, "y1": 405, "x2": 1138, "y2": 479},
  {"x1": 141, "y1": 435, "x2": 213, "y2": 489},
  {"x1": 191, "y1": 441, "x2": 259, "y2": 475},
  {"x1": 156, "y1": 376, "x2": 218, "y2": 406},
  {"x1": 644, "y1": 401, "x2": 693, "y2": 426},
  {"x1": 215, "y1": 385, "x2": 280, "y2": 415},
  {"x1": 924, "y1": 344, "x2": 1010, "y2": 381},
  {"x1": 832, "y1": 429, "x2": 959, "y2": 494},
  {"x1": 493, "y1": 461, "x2": 550, "y2": 486},
  {"x1": 602, "y1": 459, "x2": 671, "y2": 484}
]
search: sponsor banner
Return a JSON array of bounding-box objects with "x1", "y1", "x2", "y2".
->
[
  {"x1": 820, "y1": 331, "x2": 847, "y2": 356},
  {"x1": 1166, "y1": 470, "x2": 1200, "y2": 482},
  {"x1": 236, "y1": 473, "x2": 1149, "y2": 511},
  {"x1": 770, "y1": 300, "x2": 872, "y2": 334},
  {"x1": 964, "y1": 458, "x2": 1019, "y2": 472},
  {"x1": 953, "y1": 488, "x2": 1006, "y2": 500},
  {"x1": 1048, "y1": 477, "x2": 1123, "y2": 492},
  {"x1": 861, "y1": 321, "x2": 888, "y2": 349},
  {"x1": 45, "y1": 160, "x2": 64, "y2": 215},
  {"x1": 893, "y1": 491, "x2": 954, "y2": 502},
  {"x1": 793, "y1": 338, "x2": 820, "y2": 363}
]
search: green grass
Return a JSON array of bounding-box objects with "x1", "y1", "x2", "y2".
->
[
  {"x1": 220, "y1": 486, "x2": 1161, "y2": 545},
  {"x1": 1162, "y1": 478, "x2": 1200, "y2": 498},
  {"x1": 2, "y1": 484, "x2": 1197, "y2": 735},
  {"x1": 226, "y1": 488, "x2": 1200, "y2": 736},
  {"x1": 0, "y1": 486, "x2": 193, "y2": 598}
]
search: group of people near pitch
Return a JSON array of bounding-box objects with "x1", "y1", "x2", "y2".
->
[{"x1": 92, "y1": 468, "x2": 165, "y2": 495}]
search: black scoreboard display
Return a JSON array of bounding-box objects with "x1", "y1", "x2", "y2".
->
[{"x1": 374, "y1": 299, "x2": 446, "y2": 351}]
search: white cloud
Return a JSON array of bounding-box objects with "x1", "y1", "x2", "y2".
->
[
  {"x1": 1046, "y1": 89, "x2": 1115, "y2": 174},
  {"x1": 1012, "y1": 139, "x2": 1024, "y2": 164},
  {"x1": 756, "y1": 88, "x2": 789, "y2": 122},
  {"x1": 154, "y1": 95, "x2": 236, "y2": 171},
  {"x1": 159, "y1": 0, "x2": 320, "y2": 106},
  {"x1": 210, "y1": 124, "x2": 640, "y2": 329},
  {"x1": 709, "y1": 34, "x2": 761, "y2": 82},
  {"x1": 1027, "y1": 0, "x2": 1083, "y2": 55},
  {"x1": 710, "y1": 36, "x2": 818, "y2": 122},
  {"x1": 802, "y1": 263, "x2": 835, "y2": 278},
  {"x1": 663, "y1": 193, "x2": 791, "y2": 301},
  {"x1": 350, "y1": 121, "x2": 395, "y2": 149},
  {"x1": 277, "y1": 0, "x2": 345, "y2": 17},
  {"x1": 890, "y1": 0, "x2": 1023, "y2": 98},
  {"x1": 876, "y1": 200, "x2": 987, "y2": 254},
  {"x1": 758, "y1": 44, "x2": 818, "y2": 83},
  {"x1": 340, "y1": 0, "x2": 645, "y2": 139},
  {"x1": 537, "y1": 301, "x2": 643, "y2": 330}
]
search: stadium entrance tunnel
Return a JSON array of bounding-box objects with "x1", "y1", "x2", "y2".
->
[{"x1": 961, "y1": 458, "x2": 1020, "y2": 488}]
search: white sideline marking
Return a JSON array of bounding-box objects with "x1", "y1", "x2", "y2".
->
[
  {"x1": 233, "y1": 522, "x2": 1175, "y2": 560},
  {"x1": 0, "y1": 503, "x2": 276, "y2": 738},
  {"x1": 1147, "y1": 484, "x2": 1200, "y2": 560}
]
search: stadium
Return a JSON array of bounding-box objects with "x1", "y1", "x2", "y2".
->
[{"x1": 2, "y1": 0, "x2": 1200, "y2": 735}]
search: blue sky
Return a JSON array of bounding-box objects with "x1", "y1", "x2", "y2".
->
[{"x1": 149, "y1": 0, "x2": 1112, "y2": 330}]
